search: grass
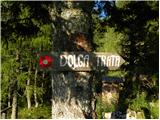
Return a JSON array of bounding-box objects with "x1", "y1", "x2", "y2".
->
[
  {"x1": 18, "y1": 104, "x2": 51, "y2": 119},
  {"x1": 149, "y1": 100, "x2": 159, "y2": 119},
  {"x1": 96, "y1": 95, "x2": 116, "y2": 119}
]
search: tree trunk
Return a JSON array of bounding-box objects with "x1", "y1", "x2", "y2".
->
[
  {"x1": 34, "y1": 68, "x2": 39, "y2": 108},
  {"x1": 8, "y1": 82, "x2": 11, "y2": 107},
  {"x1": 49, "y1": 2, "x2": 95, "y2": 119},
  {"x1": 26, "y1": 80, "x2": 31, "y2": 109},
  {"x1": 11, "y1": 89, "x2": 17, "y2": 119},
  {"x1": 11, "y1": 50, "x2": 19, "y2": 119},
  {"x1": 26, "y1": 60, "x2": 32, "y2": 109}
]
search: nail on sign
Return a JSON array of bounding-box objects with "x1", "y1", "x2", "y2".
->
[{"x1": 38, "y1": 52, "x2": 125, "y2": 71}]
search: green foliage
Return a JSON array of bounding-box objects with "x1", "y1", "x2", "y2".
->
[
  {"x1": 107, "y1": 70, "x2": 125, "y2": 77},
  {"x1": 34, "y1": 87, "x2": 45, "y2": 98},
  {"x1": 111, "y1": 0, "x2": 158, "y2": 116},
  {"x1": 146, "y1": 1, "x2": 159, "y2": 11},
  {"x1": 95, "y1": 96, "x2": 103, "y2": 119},
  {"x1": 31, "y1": 24, "x2": 52, "y2": 50},
  {"x1": 17, "y1": 72, "x2": 28, "y2": 89},
  {"x1": 149, "y1": 100, "x2": 159, "y2": 119},
  {"x1": 1, "y1": 56, "x2": 19, "y2": 104},
  {"x1": 96, "y1": 95, "x2": 116, "y2": 119},
  {"x1": 115, "y1": 1, "x2": 131, "y2": 9},
  {"x1": 129, "y1": 92, "x2": 149, "y2": 112},
  {"x1": 93, "y1": 26, "x2": 125, "y2": 53},
  {"x1": 1, "y1": 2, "x2": 52, "y2": 118},
  {"x1": 18, "y1": 105, "x2": 51, "y2": 119},
  {"x1": 129, "y1": 92, "x2": 159, "y2": 119},
  {"x1": 102, "y1": 102, "x2": 116, "y2": 113}
]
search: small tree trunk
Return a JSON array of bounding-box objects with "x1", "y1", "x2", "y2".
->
[
  {"x1": 34, "y1": 68, "x2": 38, "y2": 108},
  {"x1": 8, "y1": 83, "x2": 11, "y2": 107},
  {"x1": 11, "y1": 89, "x2": 17, "y2": 119},
  {"x1": 11, "y1": 50, "x2": 19, "y2": 119},
  {"x1": 26, "y1": 60, "x2": 32, "y2": 109},
  {"x1": 26, "y1": 80, "x2": 31, "y2": 109}
]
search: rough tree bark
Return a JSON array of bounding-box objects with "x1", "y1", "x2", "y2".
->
[{"x1": 49, "y1": 1, "x2": 95, "y2": 119}]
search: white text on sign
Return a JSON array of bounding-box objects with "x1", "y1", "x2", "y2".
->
[{"x1": 60, "y1": 54, "x2": 121, "y2": 69}]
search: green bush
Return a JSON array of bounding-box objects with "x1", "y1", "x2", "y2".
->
[
  {"x1": 96, "y1": 96, "x2": 116, "y2": 119},
  {"x1": 129, "y1": 92, "x2": 149, "y2": 112},
  {"x1": 149, "y1": 100, "x2": 159, "y2": 119},
  {"x1": 96, "y1": 96, "x2": 103, "y2": 119},
  {"x1": 129, "y1": 92, "x2": 159, "y2": 119},
  {"x1": 18, "y1": 105, "x2": 51, "y2": 119},
  {"x1": 102, "y1": 102, "x2": 116, "y2": 113}
]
